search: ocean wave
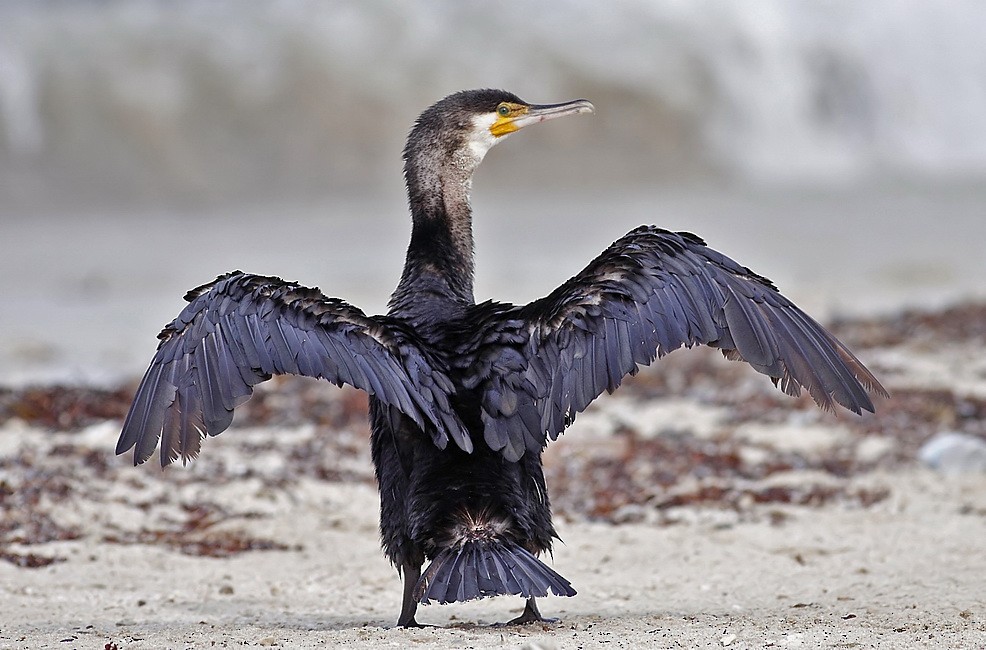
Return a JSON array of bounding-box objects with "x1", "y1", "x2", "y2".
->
[{"x1": 1, "y1": 0, "x2": 983, "y2": 209}]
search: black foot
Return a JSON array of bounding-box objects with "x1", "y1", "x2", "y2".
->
[
  {"x1": 505, "y1": 612, "x2": 560, "y2": 625},
  {"x1": 396, "y1": 558, "x2": 427, "y2": 629},
  {"x1": 397, "y1": 618, "x2": 433, "y2": 629},
  {"x1": 500, "y1": 597, "x2": 559, "y2": 625}
]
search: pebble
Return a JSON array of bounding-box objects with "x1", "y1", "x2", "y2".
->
[{"x1": 918, "y1": 432, "x2": 986, "y2": 474}]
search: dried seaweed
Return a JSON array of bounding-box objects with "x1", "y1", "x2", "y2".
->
[
  {"x1": 829, "y1": 301, "x2": 986, "y2": 348},
  {"x1": 100, "y1": 501, "x2": 299, "y2": 557},
  {"x1": 0, "y1": 301, "x2": 982, "y2": 561},
  {"x1": 0, "y1": 385, "x2": 133, "y2": 430}
]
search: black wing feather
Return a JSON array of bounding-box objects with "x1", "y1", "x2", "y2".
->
[
  {"x1": 459, "y1": 227, "x2": 886, "y2": 461},
  {"x1": 117, "y1": 271, "x2": 470, "y2": 466}
]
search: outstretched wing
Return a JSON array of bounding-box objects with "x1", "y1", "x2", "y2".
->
[
  {"x1": 118, "y1": 271, "x2": 471, "y2": 467},
  {"x1": 463, "y1": 226, "x2": 887, "y2": 461}
]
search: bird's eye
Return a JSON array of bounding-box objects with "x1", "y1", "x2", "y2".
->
[{"x1": 497, "y1": 104, "x2": 511, "y2": 117}]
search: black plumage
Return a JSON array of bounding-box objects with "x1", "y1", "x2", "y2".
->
[{"x1": 117, "y1": 89, "x2": 887, "y2": 627}]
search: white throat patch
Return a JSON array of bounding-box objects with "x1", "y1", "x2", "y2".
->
[{"x1": 465, "y1": 112, "x2": 503, "y2": 165}]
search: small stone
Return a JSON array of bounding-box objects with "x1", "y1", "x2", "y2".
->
[
  {"x1": 218, "y1": 584, "x2": 234, "y2": 595},
  {"x1": 721, "y1": 633, "x2": 737, "y2": 646},
  {"x1": 919, "y1": 432, "x2": 986, "y2": 474}
]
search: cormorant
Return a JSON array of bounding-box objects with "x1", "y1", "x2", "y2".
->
[{"x1": 117, "y1": 89, "x2": 886, "y2": 627}]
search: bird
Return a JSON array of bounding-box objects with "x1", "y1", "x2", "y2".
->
[{"x1": 117, "y1": 88, "x2": 887, "y2": 627}]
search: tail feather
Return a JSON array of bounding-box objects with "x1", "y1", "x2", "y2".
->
[
  {"x1": 488, "y1": 549, "x2": 520, "y2": 594},
  {"x1": 415, "y1": 539, "x2": 576, "y2": 605},
  {"x1": 512, "y1": 547, "x2": 556, "y2": 594},
  {"x1": 427, "y1": 547, "x2": 461, "y2": 603},
  {"x1": 476, "y1": 547, "x2": 498, "y2": 594},
  {"x1": 448, "y1": 548, "x2": 469, "y2": 603},
  {"x1": 461, "y1": 557, "x2": 479, "y2": 601}
]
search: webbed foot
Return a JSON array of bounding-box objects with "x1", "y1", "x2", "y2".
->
[{"x1": 502, "y1": 597, "x2": 559, "y2": 625}]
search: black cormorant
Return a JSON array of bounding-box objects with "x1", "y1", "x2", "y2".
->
[{"x1": 117, "y1": 89, "x2": 886, "y2": 627}]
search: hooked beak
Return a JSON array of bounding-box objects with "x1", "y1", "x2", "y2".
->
[
  {"x1": 490, "y1": 99, "x2": 595, "y2": 137},
  {"x1": 513, "y1": 99, "x2": 595, "y2": 129}
]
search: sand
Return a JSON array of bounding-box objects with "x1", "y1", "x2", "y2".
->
[
  {"x1": 3, "y1": 310, "x2": 986, "y2": 648},
  {"x1": 2, "y1": 468, "x2": 984, "y2": 649}
]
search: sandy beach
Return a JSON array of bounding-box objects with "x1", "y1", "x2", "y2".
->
[
  {"x1": 2, "y1": 302, "x2": 985, "y2": 649},
  {"x1": 2, "y1": 471, "x2": 985, "y2": 649}
]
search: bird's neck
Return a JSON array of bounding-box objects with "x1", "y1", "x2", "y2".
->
[{"x1": 391, "y1": 162, "x2": 477, "y2": 316}]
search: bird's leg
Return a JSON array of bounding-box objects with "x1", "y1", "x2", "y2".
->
[
  {"x1": 396, "y1": 560, "x2": 424, "y2": 628},
  {"x1": 507, "y1": 596, "x2": 559, "y2": 625}
]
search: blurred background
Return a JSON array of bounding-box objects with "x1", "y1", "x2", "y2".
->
[{"x1": 2, "y1": 0, "x2": 984, "y2": 385}]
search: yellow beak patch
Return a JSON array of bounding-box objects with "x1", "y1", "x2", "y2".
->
[{"x1": 489, "y1": 104, "x2": 529, "y2": 137}]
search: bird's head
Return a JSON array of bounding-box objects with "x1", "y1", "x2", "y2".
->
[{"x1": 404, "y1": 89, "x2": 594, "y2": 179}]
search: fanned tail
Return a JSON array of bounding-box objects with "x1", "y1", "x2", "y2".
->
[{"x1": 414, "y1": 539, "x2": 575, "y2": 605}]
